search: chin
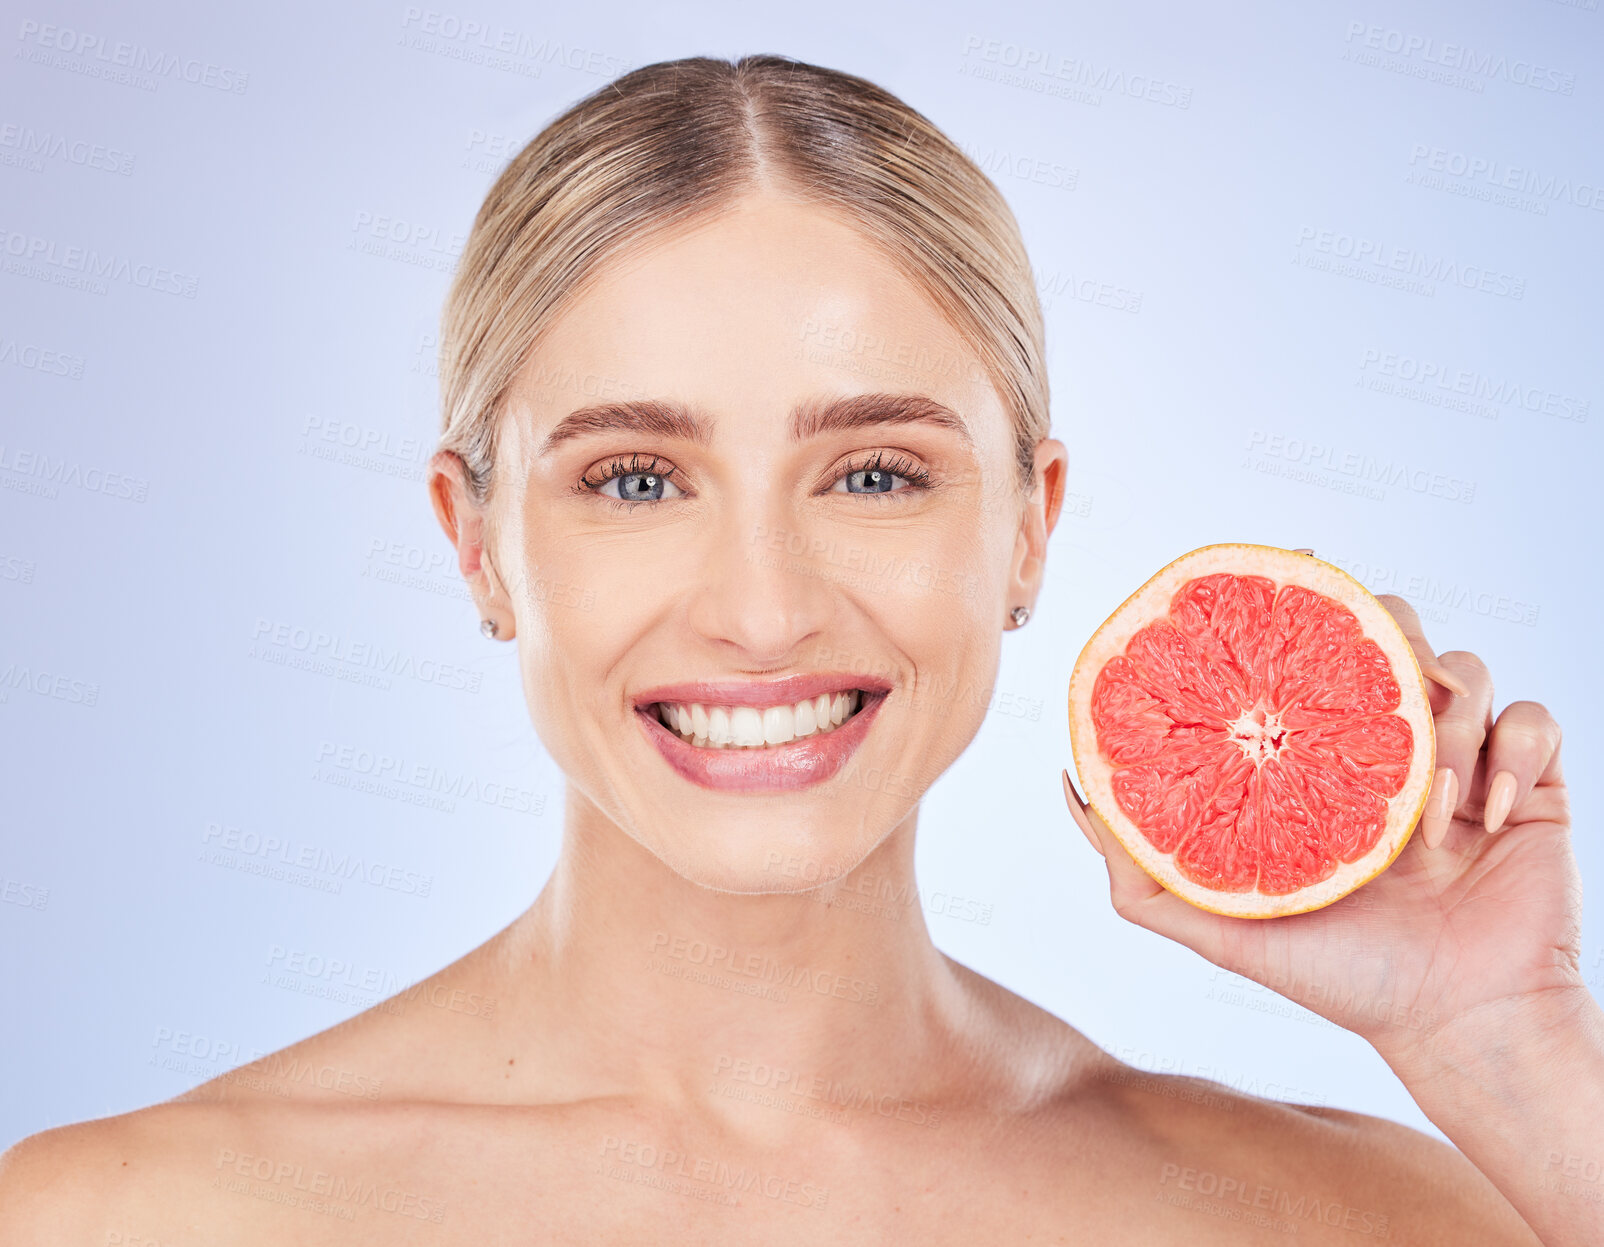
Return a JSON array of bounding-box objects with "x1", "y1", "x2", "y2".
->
[{"x1": 641, "y1": 815, "x2": 894, "y2": 896}]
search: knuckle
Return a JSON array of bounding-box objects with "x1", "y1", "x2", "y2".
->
[
  {"x1": 1524, "y1": 785, "x2": 1572, "y2": 827},
  {"x1": 1496, "y1": 721, "x2": 1550, "y2": 748},
  {"x1": 1497, "y1": 703, "x2": 1562, "y2": 747}
]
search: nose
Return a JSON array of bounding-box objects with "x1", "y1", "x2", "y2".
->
[{"x1": 686, "y1": 508, "x2": 837, "y2": 667}]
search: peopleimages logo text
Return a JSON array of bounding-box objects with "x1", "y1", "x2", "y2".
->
[
  {"x1": 1296, "y1": 227, "x2": 1524, "y2": 299},
  {"x1": 15, "y1": 21, "x2": 250, "y2": 93},
  {"x1": 1343, "y1": 23, "x2": 1575, "y2": 94}
]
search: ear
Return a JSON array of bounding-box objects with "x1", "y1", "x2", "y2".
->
[
  {"x1": 428, "y1": 450, "x2": 516, "y2": 640},
  {"x1": 1006, "y1": 437, "x2": 1068, "y2": 621}
]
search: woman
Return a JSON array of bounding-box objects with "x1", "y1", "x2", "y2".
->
[{"x1": 2, "y1": 54, "x2": 1595, "y2": 1244}]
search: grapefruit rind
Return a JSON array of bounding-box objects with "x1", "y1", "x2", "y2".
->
[{"x1": 1067, "y1": 544, "x2": 1436, "y2": 919}]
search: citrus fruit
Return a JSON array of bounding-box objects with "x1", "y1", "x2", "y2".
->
[{"x1": 1067, "y1": 544, "x2": 1435, "y2": 918}]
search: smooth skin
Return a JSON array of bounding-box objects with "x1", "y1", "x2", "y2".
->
[{"x1": 0, "y1": 188, "x2": 1590, "y2": 1244}]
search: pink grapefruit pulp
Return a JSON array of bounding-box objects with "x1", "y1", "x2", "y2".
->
[{"x1": 1067, "y1": 544, "x2": 1436, "y2": 918}]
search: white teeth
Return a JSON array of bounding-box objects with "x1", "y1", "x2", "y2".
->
[
  {"x1": 654, "y1": 690, "x2": 864, "y2": 749},
  {"x1": 730, "y1": 707, "x2": 764, "y2": 747},
  {"x1": 761, "y1": 704, "x2": 794, "y2": 746}
]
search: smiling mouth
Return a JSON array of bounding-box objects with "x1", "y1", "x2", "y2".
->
[{"x1": 647, "y1": 690, "x2": 871, "y2": 750}]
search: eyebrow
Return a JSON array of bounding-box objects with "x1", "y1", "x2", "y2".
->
[{"x1": 536, "y1": 392, "x2": 975, "y2": 456}]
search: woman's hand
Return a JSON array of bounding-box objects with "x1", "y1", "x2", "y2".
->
[{"x1": 1062, "y1": 593, "x2": 1584, "y2": 1068}]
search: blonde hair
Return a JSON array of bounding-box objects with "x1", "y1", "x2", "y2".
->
[{"x1": 437, "y1": 54, "x2": 1049, "y2": 520}]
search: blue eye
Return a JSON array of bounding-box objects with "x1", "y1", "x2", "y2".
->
[
  {"x1": 599, "y1": 469, "x2": 684, "y2": 503},
  {"x1": 579, "y1": 455, "x2": 685, "y2": 510},
  {"x1": 838, "y1": 467, "x2": 902, "y2": 494},
  {"x1": 831, "y1": 451, "x2": 933, "y2": 497}
]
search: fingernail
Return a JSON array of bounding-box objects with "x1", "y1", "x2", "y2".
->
[
  {"x1": 1423, "y1": 662, "x2": 1472, "y2": 698},
  {"x1": 1421, "y1": 767, "x2": 1458, "y2": 849},
  {"x1": 1484, "y1": 769, "x2": 1517, "y2": 834}
]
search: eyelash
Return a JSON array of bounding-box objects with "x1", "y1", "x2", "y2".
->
[
  {"x1": 837, "y1": 451, "x2": 934, "y2": 500},
  {"x1": 574, "y1": 453, "x2": 681, "y2": 513},
  {"x1": 575, "y1": 450, "x2": 935, "y2": 512}
]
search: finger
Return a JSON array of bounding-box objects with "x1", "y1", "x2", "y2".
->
[
  {"x1": 1061, "y1": 770, "x2": 1234, "y2": 961},
  {"x1": 1419, "y1": 768, "x2": 1458, "y2": 851},
  {"x1": 1062, "y1": 769, "x2": 1169, "y2": 911},
  {"x1": 1061, "y1": 769, "x2": 1106, "y2": 859},
  {"x1": 1418, "y1": 651, "x2": 1494, "y2": 848},
  {"x1": 1481, "y1": 701, "x2": 1563, "y2": 833},
  {"x1": 1374, "y1": 594, "x2": 1471, "y2": 707}
]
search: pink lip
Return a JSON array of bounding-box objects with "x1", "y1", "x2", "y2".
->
[
  {"x1": 635, "y1": 689, "x2": 890, "y2": 792},
  {"x1": 632, "y1": 672, "x2": 892, "y2": 710}
]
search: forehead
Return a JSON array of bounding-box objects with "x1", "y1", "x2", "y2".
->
[{"x1": 508, "y1": 193, "x2": 1007, "y2": 449}]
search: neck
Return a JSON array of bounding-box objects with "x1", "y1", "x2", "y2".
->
[{"x1": 495, "y1": 784, "x2": 972, "y2": 1110}]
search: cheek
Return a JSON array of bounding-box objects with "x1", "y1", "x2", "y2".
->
[
  {"x1": 505, "y1": 569, "x2": 611, "y2": 748},
  {"x1": 512, "y1": 605, "x2": 630, "y2": 812},
  {"x1": 878, "y1": 518, "x2": 1010, "y2": 730},
  {"x1": 900, "y1": 505, "x2": 1012, "y2": 617},
  {"x1": 876, "y1": 587, "x2": 1002, "y2": 738}
]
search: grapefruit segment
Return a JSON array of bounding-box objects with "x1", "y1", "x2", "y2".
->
[{"x1": 1068, "y1": 544, "x2": 1436, "y2": 918}]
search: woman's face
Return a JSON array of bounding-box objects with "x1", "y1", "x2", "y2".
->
[{"x1": 440, "y1": 189, "x2": 1062, "y2": 892}]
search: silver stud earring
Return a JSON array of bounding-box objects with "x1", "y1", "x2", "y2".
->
[
  {"x1": 480, "y1": 618, "x2": 499, "y2": 639},
  {"x1": 1010, "y1": 606, "x2": 1030, "y2": 628}
]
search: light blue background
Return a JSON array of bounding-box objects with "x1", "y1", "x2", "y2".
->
[{"x1": 2, "y1": 0, "x2": 1600, "y2": 1148}]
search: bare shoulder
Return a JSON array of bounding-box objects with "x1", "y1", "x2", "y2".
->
[
  {"x1": 0, "y1": 943, "x2": 516, "y2": 1232},
  {"x1": 939, "y1": 958, "x2": 1538, "y2": 1243},
  {"x1": 0, "y1": 931, "x2": 538, "y2": 1240},
  {"x1": 1280, "y1": 1102, "x2": 1540, "y2": 1243},
  {"x1": 0, "y1": 1101, "x2": 244, "y2": 1241},
  {"x1": 0, "y1": 1116, "x2": 113, "y2": 1240},
  {"x1": 0, "y1": 955, "x2": 494, "y2": 1242},
  {"x1": 0, "y1": 1093, "x2": 458, "y2": 1244},
  {"x1": 1080, "y1": 1062, "x2": 1543, "y2": 1245}
]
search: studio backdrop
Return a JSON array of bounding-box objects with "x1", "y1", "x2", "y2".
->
[{"x1": 2, "y1": 0, "x2": 1600, "y2": 1148}]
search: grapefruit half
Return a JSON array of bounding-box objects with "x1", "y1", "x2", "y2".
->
[{"x1": 1067, "y1": 544, "x2": 1435, "y2": 918}]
